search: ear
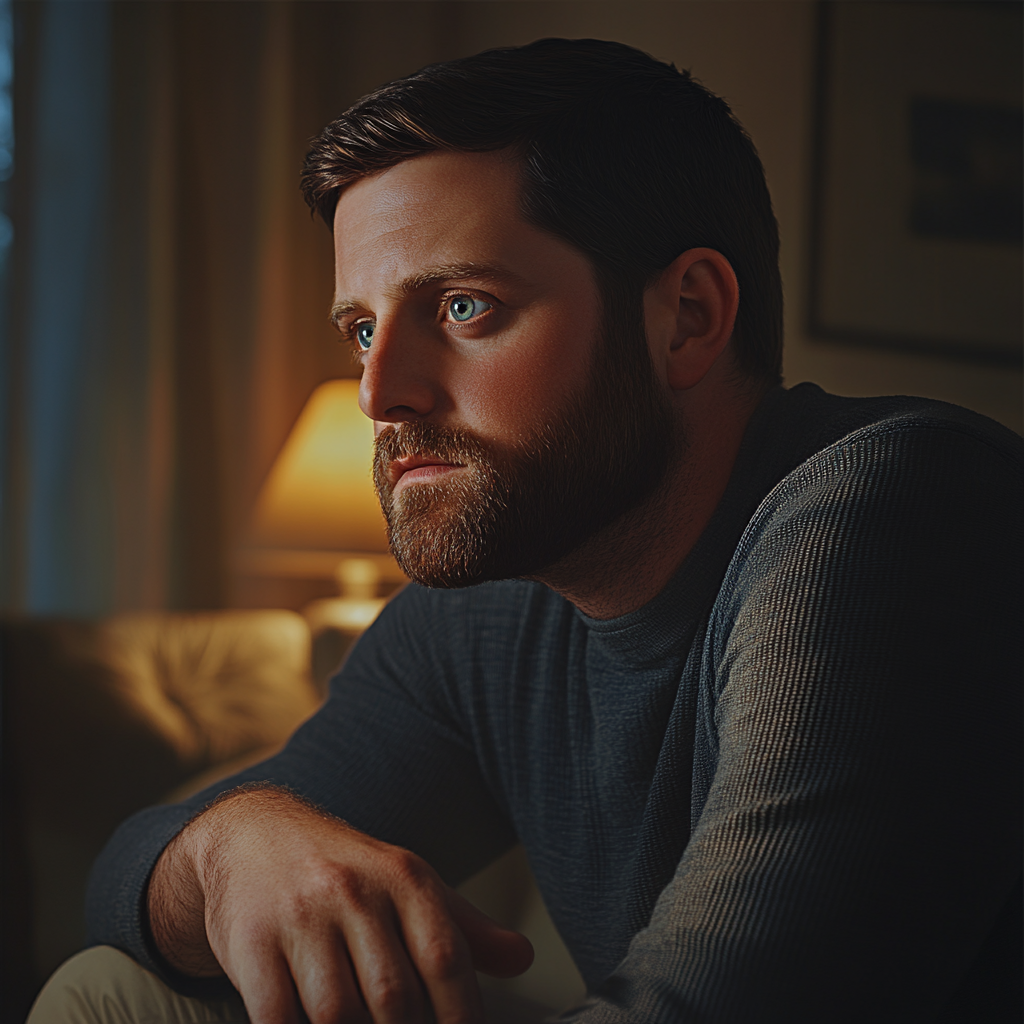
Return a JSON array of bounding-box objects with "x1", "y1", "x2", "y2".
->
[{"x1": 644, "y1": 248, "x2": 740, "y2": 391}]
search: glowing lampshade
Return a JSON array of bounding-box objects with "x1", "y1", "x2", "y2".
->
[
  {"x1": 240, "y1": 380, "x2": 406, "y2": 637},
  {"x1": 249, "y1": 379, "x2": 386, "y2": 553}
]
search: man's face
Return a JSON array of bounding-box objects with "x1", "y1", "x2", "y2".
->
[{"x1": 332, "y1": 150, "x2": 671, "y2": 587}]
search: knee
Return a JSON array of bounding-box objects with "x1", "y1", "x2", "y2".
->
[
  {"x1": 28, "y1": 947, "x2": 140, "y2": 1023},
  {"x1": 27, "y1": 946, "x2": 248, "y2": 1024}
]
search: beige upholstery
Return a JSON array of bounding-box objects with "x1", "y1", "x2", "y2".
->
[
  {"x1": 1, "y1": 610, "x2": 321, "y2": 1018},
  {"x1": 83, "y1": 611, "x2": 319, "y2": 769}
]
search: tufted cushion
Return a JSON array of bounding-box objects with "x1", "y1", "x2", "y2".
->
[{"x1": 88, "y1": 611, "x2": 319, "y2": 770}]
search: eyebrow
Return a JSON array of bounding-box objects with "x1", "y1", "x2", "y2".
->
[{"x1": 330, "y1": 262, "x2": 526, "y2": 330}]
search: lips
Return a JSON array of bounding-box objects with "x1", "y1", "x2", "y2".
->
[{"x1": 389, "y1": 454, "x2": 465, "y2": 491}]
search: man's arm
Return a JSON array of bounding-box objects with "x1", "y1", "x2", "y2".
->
[
  {"x1": 87, "y1": 585, "x2": 527, "y2": 1021},
  {"x1": 564, "y1": 424, "x2": 1023, "y2": 1022}
]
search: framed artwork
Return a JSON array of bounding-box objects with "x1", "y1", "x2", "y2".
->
[{"x1": 809, "y1": 2, "x2": 1023, "y2": 365}]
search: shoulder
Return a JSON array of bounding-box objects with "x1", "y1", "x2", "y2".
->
[
  {"x1": 698, "y1": 395, "x2": 1022, "y2": 747},
  {"x1": 772, "y1": 383, "x2": 1024, "y2": 471},
  {"x1": 709, "y1": 392, "x2": 1023, "y2": 655},
  {"x1": 741, "y1": 388, "x2": 1023, "y2": 551}
]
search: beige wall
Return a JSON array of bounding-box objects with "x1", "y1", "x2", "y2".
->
[{"x1": 446, "y1": 1, "x2": 1022, "y2": 433}]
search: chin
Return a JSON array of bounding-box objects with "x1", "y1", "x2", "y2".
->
[{"x1": 384, "y1": 479, "x2": 641, "y2": 590}]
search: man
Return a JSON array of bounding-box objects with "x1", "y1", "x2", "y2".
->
[{"x1": 34, "y1": 38, "x2": 1022, "y2": 1024}]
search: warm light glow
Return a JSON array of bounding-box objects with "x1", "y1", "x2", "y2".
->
[{"x1": 248, "y1": 379, "x2": 387, "y2": 552}]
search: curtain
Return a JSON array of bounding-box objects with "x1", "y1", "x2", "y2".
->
[{"x1": 1, "y1": 1, "x2": 461, "y2": 615}]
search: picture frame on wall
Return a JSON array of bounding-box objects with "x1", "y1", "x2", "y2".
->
[{"x1": 808, "y1": 1, "x2": 1023, "y2": 366}]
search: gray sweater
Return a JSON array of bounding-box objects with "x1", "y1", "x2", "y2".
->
[{"x1": 88, "y1": 384, "x2": 1024, "y2": 1022}]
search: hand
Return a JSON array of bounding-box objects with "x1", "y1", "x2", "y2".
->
[{"x1": 147, "y1": 786, "x2": 534, "y2": 1023}]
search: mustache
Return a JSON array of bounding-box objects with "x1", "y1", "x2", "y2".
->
[
  {"x1": 373, "y1": 421, "x2": 492, "y2": 469},
  {"x1": 372, "y1": 421, "x2": 496, "y2": 499}
]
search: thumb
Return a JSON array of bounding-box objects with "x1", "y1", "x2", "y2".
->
[{"x1": 446, "y1": 889, "x2": 535, "y2": 978}]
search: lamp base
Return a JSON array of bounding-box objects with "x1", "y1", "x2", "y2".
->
[{"x1": 303, "y1": 596, "x2": 386, "y2": 636}]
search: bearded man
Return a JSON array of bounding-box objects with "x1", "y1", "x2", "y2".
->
[{"x1": 33, "y1": 38, "x2": 1022, "y2": 1024}]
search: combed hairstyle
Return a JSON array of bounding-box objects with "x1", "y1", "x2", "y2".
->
[{"x1": 301, "y1": 38, "x2": 783, "y2": 383}]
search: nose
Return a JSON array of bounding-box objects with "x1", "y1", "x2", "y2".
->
[{"x1": 358, "y1": 318, "x2": 441, "y2": 425}]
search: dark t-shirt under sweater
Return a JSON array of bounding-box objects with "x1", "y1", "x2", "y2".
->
[{"x1": 87, "y1": 384, "x2": 1024, "y2": 1022}]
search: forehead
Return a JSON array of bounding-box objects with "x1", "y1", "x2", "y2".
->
[
  {"x1": 332, "y1": 150, "x2": 573, "y2": 296},
  {"x1": 334, "y1": 151, "x2": 516, "y2": 263}
]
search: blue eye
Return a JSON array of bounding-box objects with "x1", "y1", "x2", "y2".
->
[
  {"x1": 355, "y1": 322, "x2": 375, "y2": 350},
  {"x1": 448, "y1": 295, "x2": 491, "y2": 322}
]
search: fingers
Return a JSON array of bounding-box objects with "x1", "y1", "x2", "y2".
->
[
  {"x1": 229, "y1": 928, "x2": 378, "y2": 1024},
  {"x1": 223, "y1": 886, "x2": 503, "y2": 1024},
  {"x1": 288, "y1": 932, "x2": 373, "y2": 1024},
  {"x1": 447, "y1": 890, "x2": 534, "y2": 979},
  {"x1": 401, "y1": 889, "x2": 484, "y2": 1024},
  {"x1": 343, "y1": 911, "x2": 434, "y2": 1024},
  {"x1": 229, "y1": 947, "x2": 307, "y2": 1024},
  {"x1": 340, "y1": 850, "x2": 482, "y2": 1024}
]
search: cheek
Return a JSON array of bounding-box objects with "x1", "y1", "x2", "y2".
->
[{"x1": 456, "y1": 312, "x2": 596, "y2": 437}]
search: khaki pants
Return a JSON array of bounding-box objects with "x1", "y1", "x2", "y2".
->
[
  {"x1": 26, "y1": 947, "x2": 249, "y2": 1024},
  {"x1": 27, "y1": 945, "x2": 555, "y2": 1023}
]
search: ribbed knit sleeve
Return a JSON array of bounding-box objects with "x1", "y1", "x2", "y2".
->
[{"x1": 564, "y1": 423, "x2": 1022, "y2": 1023}]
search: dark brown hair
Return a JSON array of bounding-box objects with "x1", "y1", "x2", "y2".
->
[{"x1": 301, "y1": 38, "x2": 783, "y2": 383}]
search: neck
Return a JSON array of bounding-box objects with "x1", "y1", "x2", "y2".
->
[{"x1": 535, "y1": 378, "x2": 767, "y2": 620}]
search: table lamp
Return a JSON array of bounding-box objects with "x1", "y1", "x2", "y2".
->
[{"x1": 237, "y1": 379, "x2": 406, "y2": 634}]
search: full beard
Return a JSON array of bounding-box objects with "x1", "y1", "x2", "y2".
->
[{"x1": 373, "y1": 304, "x2": 674, "y2": 589}]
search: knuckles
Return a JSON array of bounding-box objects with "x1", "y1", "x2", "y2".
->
[
  {"x1": 416, "y1": 933, "x2": 467, "y2": 983},
  {"x1": 312, "y1": 860, "x2": 373, "y2": 911},
  {"x1": 385, "y1": 847, "x2": 435, "y2": 890},
  {"x1": 220, "y1": 912, "x2": 279, "y2": 962},
  {"x1": 361, "y1": 967, "x2": 422, "y2": 1019},
  {"x1": 269, "y1": 844, "x2": 449, "y2": 949}
]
